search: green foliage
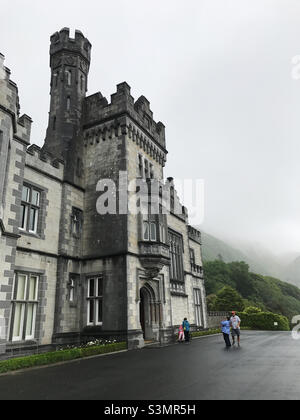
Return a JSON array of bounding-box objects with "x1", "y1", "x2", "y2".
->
[
  {"x1": 214, "y1": 286, "x2": 245, "y2": 312},
  {"x1": 191, "y1": 329, "x2": 221, "y2": 337},
  {"x1": 244, "y1": 306, "x2": 262, "y2": 314},
  {"x1": 0, "y1": 342, "x2": 127, "y2": 374},
  {"x1": 204, "y1": 260, "x2": 300, "y2": 321},
  {"x1": 238, "y1": 312, "x2": 290, "y2": 331}
]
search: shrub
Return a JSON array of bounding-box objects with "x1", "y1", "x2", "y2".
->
[
  {"x1": 244, "y1": 306, "x2": 262, "y2": 314},
  {"x1": 237, "y1": 311, "x2": 290, "y2": 331},
  {"x1": 191, "y1": 329, "x2": 221, "y2": 338}
]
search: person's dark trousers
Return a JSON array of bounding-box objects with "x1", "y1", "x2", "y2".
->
[
  {"x1": 223, "y1": 333, "x2": 231, "y2": 347},
  {"x1": 184, "y1": 330, "x2": 190, "y2": 342}
]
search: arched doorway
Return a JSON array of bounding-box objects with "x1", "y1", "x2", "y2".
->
[{"x1": 139, "y1": 286, "x2": 154, "y2": 341}]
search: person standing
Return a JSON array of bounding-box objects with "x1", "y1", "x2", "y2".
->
[
  {"x1": 182, "y1": 318, "x2": 190, "y2": 343},
  {"x1": 221, "y1": 316, "x2": 232, "y2": 348},
  {"x1": 230, "y1": 311, "x2": 241, "y2": 347}
]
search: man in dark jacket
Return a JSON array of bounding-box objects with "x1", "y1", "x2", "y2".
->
[{"x1": 182, "y1": 318, "x2": 190, "y2": 343}]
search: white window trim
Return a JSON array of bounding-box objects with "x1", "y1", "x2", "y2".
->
[
  {"x1": 87, "y1": 277, "x2": 103, "y2": 327},
  {"x1": 11, "y1": 274, "x2": 39, "y2": 342}
]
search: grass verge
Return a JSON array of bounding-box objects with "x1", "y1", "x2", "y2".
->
[{"x1": 0, "y1": 342, "x2": 127, "y2": 374}]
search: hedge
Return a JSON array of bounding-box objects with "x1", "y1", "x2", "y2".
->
[
  {"x1": 0, "y1": 342, "x2": 127, "y2": 374},
  {"x1": 237, "y1": 311, "x2": 290, "y2": 331},
  {"x1": 191, "y1": 329, "x2": 221, "y2": 338}
]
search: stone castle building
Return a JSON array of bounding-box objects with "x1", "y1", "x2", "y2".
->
[{"x1": 0, "y1": 28, "x2": 207, "y2": 357}]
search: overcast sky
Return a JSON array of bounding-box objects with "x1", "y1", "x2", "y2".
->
[{"x1": 1, "y1": 0, "x2": 300, "y2": 255}]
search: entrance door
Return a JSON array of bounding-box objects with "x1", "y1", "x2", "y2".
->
[{"x1": 139, "y1": 287, "x2": 154, "y2": 340}]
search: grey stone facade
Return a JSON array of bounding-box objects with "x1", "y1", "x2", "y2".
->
[{"x1": 0, "y1": 28, "x2": 208, "y2": 358}]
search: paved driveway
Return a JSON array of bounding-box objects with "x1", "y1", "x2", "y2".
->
[{"x1": 0, "y1": 331, "x2": 299, "y2": 400}]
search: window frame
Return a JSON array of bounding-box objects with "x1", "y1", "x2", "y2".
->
[
  {"x1": 20, "y1": 184, "x2": 41, "y2": 235},
  {"x1": 86, "y1": 276, "x2": 103, "y2": 327},
  {"x1": 10, "y1": 273, "x2": 39, "y2": 342},
  {"x1": 194, "y1": 288, "x2": 203, "y2": 327}
]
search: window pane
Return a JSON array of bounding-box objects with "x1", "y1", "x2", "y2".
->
[
  {"x1": 89, "y1": 300, "x2": 94, "y2": 323},
  {"x1": 20, "y1": 205, "x2": 28, "y2": 229},
  {"x1": 31, "y1": 190, "x2": 40, "y2": 206},
  {"x1": 28, "y1": 276, "x2": 38, "y2": 301},
  {"x1": 143, "y1": 222, "x2": 149, "y2": 240},
  {"x1": 29, "y1": 208, "x2": 38, "y2": 232},
  {"x1": 98, "y1": 299, "x2": 103, "y2": 323},
  {"x1": 13, "y1": 303, "x2": 24, "y2": 340},
  {"x1": 22, "y1": 186, "x2": 30, "y2": 202},
  {"x1": 16, "y1": 275, "x2": 27, "y2": 300},
  {"x1": 150, "y1": 223, "x2": 157, "y2": 241},
  {"x1": 25, "y1": 303, "x2": 35, "y2": 338},
  {"x1": 97, "y1": 278, "x2": 103, "y2": 297},
  {"x1": 89, "y1": 279, "x2": 95, "y2": 297}
]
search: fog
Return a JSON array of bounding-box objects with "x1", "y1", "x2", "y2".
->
[{"x1": 1, "y1": 0, "x2": 300, "y2": 255}]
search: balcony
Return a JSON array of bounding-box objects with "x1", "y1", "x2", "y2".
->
[{"x1": 139, "y1": 241, "x2": 170, "y2": 279}]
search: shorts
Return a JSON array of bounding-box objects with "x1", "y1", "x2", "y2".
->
[{"x1": 231, "y1": 328, "x2": 240, "y2": 337}]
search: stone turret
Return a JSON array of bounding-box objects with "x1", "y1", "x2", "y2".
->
[{"x1": 43, "y1": 28, "x2": 92, "y2": 185}]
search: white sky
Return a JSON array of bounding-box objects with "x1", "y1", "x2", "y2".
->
[{"x1": 1, "y1": 0, "x2": 300, "y2": 255}]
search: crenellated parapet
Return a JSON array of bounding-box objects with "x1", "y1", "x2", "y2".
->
[
  {"x1": 83, "y1": 114, "x2": 167, "y2": 167},
  {"x1": 26, "y1": 144, "x2": 64, "y2": 179},
  {"x1": 188, "y1": 225, "x2": 202, "y2": 245},
  {"x1": 0, "y1": 53, "x2": 32, "y2": 145},
  {"x1": 84, "y1": 82, "x2": 166, "y2": 152},
  {"x1": 50, "y1": 28, "x2": 91, "y2": 69}
]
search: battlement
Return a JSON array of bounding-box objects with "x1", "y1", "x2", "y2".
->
[
  {"x1": 188, "y1": 225, "x2": 202, "y2": 245},
  {"x1": 27, "y1": 144, "x2": 65, "y2": 171},
  {"x1": 50, "y1": 28, "x2": 91, "y2": 64},
  {"x1": 84, "y1": 82, "x2": 166, "y2": 149}
]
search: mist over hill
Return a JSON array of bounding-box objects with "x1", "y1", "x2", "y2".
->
[{"x1": 201, "y1": 231, "x2": 300, "y2": 287}]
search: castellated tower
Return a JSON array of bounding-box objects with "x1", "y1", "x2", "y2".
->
[{"x1": 43, "y1": 28, "x2": 91, "y2": 185}]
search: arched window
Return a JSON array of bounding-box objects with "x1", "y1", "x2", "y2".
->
[
  {"x1": 66, "y1": 70, "x2": 72, "y2": 86},
  {"x1": 150, "y1": 223, "x2": 157, "y2": 241},
  {"x1": 80, "y1": 75, "x2": 85, "y2": 92},
  {"x1": 143, "y1": 221, "x2": 150, "y2": 241}
]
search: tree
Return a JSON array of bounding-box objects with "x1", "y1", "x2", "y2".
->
[
  {"x1": 214, "y1": 286, "x2": 245, "y2": 312},
  {"x1": 244, "y1": 306, "x2": 262, "y2": 314}
]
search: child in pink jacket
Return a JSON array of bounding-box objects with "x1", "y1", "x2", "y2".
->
[{"x1": 178, "y1": 324, "x2": 185, "y2": 342}]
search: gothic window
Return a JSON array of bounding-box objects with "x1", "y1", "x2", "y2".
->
[
  {"x1": 143, "y1": 221, "x2": 157, "y2": 242},
  {"x1": 66, "y1": 70, "x2": 72, "y2": 86},
  {"x1": 20, "y1": 185, "x2": 40, "y2": 234},
  {"x1": 80, "y1": 75, "x2": 85, "y2": 92},
  {"x1": 194, "y1": 288, "x2": 203, "y2": 326},
  {"x1": 150, "y1": 163, "x2": 154, "y2": 179},
  {"x1": 71, "y1": 208, "x2": 83, "y2": 237},
  {"x1": 150, "y1": 222, "x2": 157, "y2": 241},
  {"x1": 69, "y1": 278, "x2": 75, "y2": 303},
  {"x1": 87, "y1": 277, "x2": 103, "y2": 326},
  {"x1": 159, "y1": 224, "x2": 166, "y2": 243},
  {"x1": 144, "y1": 159, "x2": 149, "y2": 179},
  {"x1": 169, "y1": 230, "x2": 184, "y2": 282},
  {"x1": 138, "y1": 154, "x2": 143, "y2": 178},
  {"x1": 10, "y1": 273, "x2": 39, "y2": 341},
  {"x1": 190, "y1": 248, "x2": 196, "y2": 265}
]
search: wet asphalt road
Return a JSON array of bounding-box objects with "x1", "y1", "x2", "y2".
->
[{"x1": 0, "y1": 331, "x2": 299, "y2": 400}]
